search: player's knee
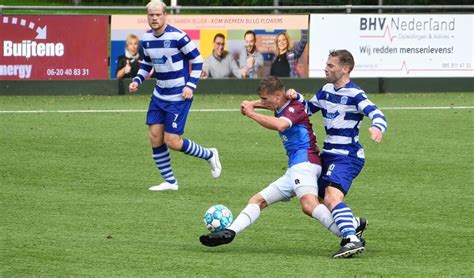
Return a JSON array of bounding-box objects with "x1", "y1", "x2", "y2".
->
[
  {"x1": 149, "y1": 132, "x2": 163, "y2": 147},
  {"x1": 323, "y1": 194, "x2": 343, "y2": 210},
  {"x1": 164, "y1": 135, "x2": 182, "y2": 150},
  {"x1": 249, "y1": 194, "x2": 267, "y2": 210},
  {"x1": 323, "y1": 185, "x2": 345, "y2": 210}
]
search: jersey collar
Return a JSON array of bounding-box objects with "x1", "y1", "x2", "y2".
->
[{"x1": 277, "y1": 100, "x2": 291, "y2": 114}]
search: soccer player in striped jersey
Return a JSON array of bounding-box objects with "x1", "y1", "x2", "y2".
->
[
  {"x1": 200, "y1": 76, "x2": 356, "y2": 255},
  {"x1": 288, "y1": 49, "x2": 387, "y2": 257},
  {"x1": 129, "y1": 0, "x2": 221, "y2": 191}
]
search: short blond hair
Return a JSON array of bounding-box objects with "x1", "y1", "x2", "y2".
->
[{"x1": 146, "y1": 0, "x2": 166, "y2": 12}]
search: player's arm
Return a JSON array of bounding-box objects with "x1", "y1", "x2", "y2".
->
[
  {"x1": 129, "y1": 46, "x2": 153, "y2": 93},
  {"x1": 285, "y1": 88, "x2": 320, "y2": 116},
  {"x1": 355, "y1": 92, "x2": 387, "y2": 143},
  {"x1": 179, "y1": 34, "x2": 203, "y2": 98},
  {"x1": 241, "y1": 101, "x2": 290, "y2": 132},
  {"x1": 244, "y1": 99, "x2": 272, "y2": 110}
]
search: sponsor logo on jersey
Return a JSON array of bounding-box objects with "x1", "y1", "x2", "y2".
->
[
  {"x1": 340, "y1": 96, "x2": 348, "y2": 105},
  {"x1": 152, "y1": 55, "x2": 168, "y2": 65},
  {"x1": 325, "y1": 111, "x2": 340, "y2": 119}
]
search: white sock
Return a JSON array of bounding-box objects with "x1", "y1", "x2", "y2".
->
[
  {"x1": 312, "y1": 204, "x2": 341, "y2": 236},
  {"x1": 348, "y1": 234, "x2": 360, "y2": 242},
  {"x1": 228, "y1": 203, "x2": 261, "y2": 234}
]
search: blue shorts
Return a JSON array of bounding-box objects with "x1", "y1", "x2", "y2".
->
[
  {"x1": 146, "y1": 98, "x2": 192, "y2": 135},
  {"x1": 317, "y1": 153, "x2": 365, "y2": 197}
]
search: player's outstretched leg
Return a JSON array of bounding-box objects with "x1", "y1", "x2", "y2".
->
[
  {"x1": 180, "y1": 139, "x2": 221, "y2": 178},
  {"x1": 311, "y1": 203, "x2": 342, "y2": 236},
  {"x1": 149, "y1": 144, "x2": 178, "y2": 191}
]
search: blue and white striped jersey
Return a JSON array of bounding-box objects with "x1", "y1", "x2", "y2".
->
[
  {"x1": 133, "y1": 24, "x2": 203, "y2": 102},
  {"x1": 298, "y1": 81, "x2": 387, "y2": 159}
]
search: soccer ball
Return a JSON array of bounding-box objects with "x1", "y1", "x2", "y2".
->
[{"x1": 203, "y1": 204, "x2": 233, "y2": 233}]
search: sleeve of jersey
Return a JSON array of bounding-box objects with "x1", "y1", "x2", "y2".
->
[
  {"x1": 178, "y1": 35, "x2": 203, "y2": 90},
  {"x1": 355, "y1": 92, "x2": 388, "y2": 133},
  {"x1": 294, "y1": 92, "x2": 320, "y2": 116},
  {"x1": 283, "y1": 103, "x2": 307, "y2": 126},
  {"x1": 133, "y1": 46, "x2": 153, "y2": 85}
]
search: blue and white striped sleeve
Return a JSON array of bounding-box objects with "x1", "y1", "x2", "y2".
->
[
  {"x1": 355, "y1": 92, "x2": 387, "y2": 132},
  {"x1": 178, "y1": 34, "x2": 203, "y2": 90},
  {"x1": 133, "y1": 45, "x2": 153, "y2": 85},
  {"x1": 306, "y1": 94, "x2": 321, "y2": 116},
  {"x1": 294, "y1": 91, "x2": 320, "y2": 116}
]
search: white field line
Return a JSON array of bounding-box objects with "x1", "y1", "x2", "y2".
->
[{"x1": 0, "y1": 106, "x2": 473, "y2": 114}]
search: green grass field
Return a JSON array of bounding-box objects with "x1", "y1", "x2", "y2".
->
[{"x1": 1, "y1": 93, "x2": 473, "y2": 276}]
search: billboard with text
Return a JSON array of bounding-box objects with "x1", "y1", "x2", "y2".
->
[
  {"x1": 111, "y1": 14, "x2": 309, "y2": 79},
  {"x1": 0, "y1": 15, "x2": 109, "y2": 80},
  {"x1": 309, "y1": 14, "x2": 473, "y2": 77}
]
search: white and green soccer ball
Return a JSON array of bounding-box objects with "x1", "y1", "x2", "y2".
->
[{"x1": 203, "y1": 204, "x2": 233, "y2": 233}]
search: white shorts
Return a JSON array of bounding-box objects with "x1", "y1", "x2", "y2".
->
[{"x1": 259, "y1": 162, "x2": 322, "y2": 205}]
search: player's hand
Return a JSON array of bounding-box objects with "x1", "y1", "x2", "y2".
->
[
  {"x1": 129, "y1": 81, "x2": 139, "y2": 93},
  {"x1": 369, "y1": 126, "x2": 383, "y2": 143},
  {"x1": 240, "y1": 100, "x2": 250, "y2": 115},
  {"x1": 182, "y1": 87, "x2": 194, "y2": 99},
  {"x1": 241, "y1": 101, "x2": 255, "y2": 117},
  {"x1": 285, "y1": 89, "x2": 298, "y2": 100}
]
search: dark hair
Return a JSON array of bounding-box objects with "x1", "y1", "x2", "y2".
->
[
  {"x1": 213, "y1": 33, "x2": 225, "y2": 42},
  {"x1": 257, "y1": 76, "x2": 284, "y2": 95},
  {"x1": 329, "y1": 49, "x2": 354, "y2": 72},
  {"x1": 244, "y1": 30, "x2": 256, "y2": 40}
]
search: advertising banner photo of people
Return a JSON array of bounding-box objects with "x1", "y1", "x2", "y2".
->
[{"x1": 110, "y1": 14, "x2": 309, "y2": 79}]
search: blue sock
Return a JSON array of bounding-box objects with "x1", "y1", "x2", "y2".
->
[
  {"x1": 332, "y1": 202, "x2": 356, "y2": 238},
  {"x1": 181, "y1": 139, "x2": 213, "y2": 160},
  {"x1": 152, "y1": 144, "x2": 177, "y2": 184}
]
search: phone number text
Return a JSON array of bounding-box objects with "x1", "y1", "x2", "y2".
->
[{"x1": 46, "y1": 68, "x2": 90, "y2": 76}]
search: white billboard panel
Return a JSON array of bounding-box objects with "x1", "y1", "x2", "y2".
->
[{"x1": 309, "y1": 14, "x2": 474, "y2": 77}]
